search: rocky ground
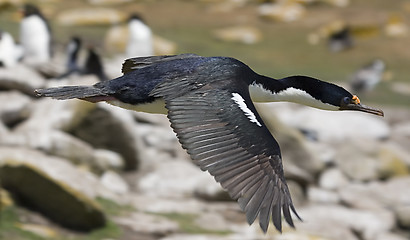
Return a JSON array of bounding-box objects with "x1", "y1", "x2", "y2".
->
[
  {"x1": 0, "y1": 55, "x2": 409, "y2": 240},
  {"x1": 1, "y1": 0, "x2": 410, "y2": 240}
]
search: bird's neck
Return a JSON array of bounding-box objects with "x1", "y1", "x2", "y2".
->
[{"x1": 249, "y1": 75, "x2": 339, "y2": 111}]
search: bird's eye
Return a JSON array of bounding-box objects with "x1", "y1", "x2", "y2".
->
[{"x1": 342, "y1": 97, "x2": 350, "y2": 105}]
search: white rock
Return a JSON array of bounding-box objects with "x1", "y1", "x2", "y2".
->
[
  {"x1": 298, "y1": 204, "x2": 395, "y2": 240},
  {"x1": 339, "y1": 177, "x2": 410, "y2": 211},
  {"x1": 272, "y1": 103, "x2": 390, "y2": 142},
  {"x1": 194, "y1": 175, "x2": 230, "y2": 201},
  {"x1": 0, "y1": 146, "x2": 118, "y2": 202},
  {"x1": 319, "y1": 168, "x2": 349, "y2": 190},
  {"x1": 138, "y1": 160, "x2": 222, "y2": 199},
  {"x1": 0, "y1": 64, "x2": 45, "y2": 96},
  {"x1": 394, "y1": 205, "x2": 410, "y2": 229},
  {"x1": 1, "y1": 129, "x2": 101, "y2": 168},
  {"x1": 0, "y1": 121, "x2": 8, "y2": 134},
  {"x1": 338, "y1": 183, "x2": 384, "y2": 210},
  {"x1": 71, "y1": 103, "x2": 141, "y2": 170},
  {"x1": 140, "y1": 124, "x2": 179, "y2": 153},
  {"x1": 129, "y1": 195, "x2": 207, "y2": 215},
  {"x1": 213, "y1": 26, "x2": 262, "y2": 44},
  {"x1": 195, "y1": 213, "x2": 231, "y2": 232},
  {"x1": 113, "y1": 212, "x2": 179, "y2": 235},
  {"x1": 392, "y1": 121, "x2": 410, "y2": 137},
  {"x1": 258, "y1": 2, "x2": 306, "y2": 22},
  {"x1": 88, "y1": 0, "x2": 132, "y2": 4},
  {"x1": 307, "y1": 187, "x2": 339, "y2": 204},
  {"x1": 16, "y1": 98, "x2": 96, "y2": 131},
  {"x1": 372, "y1": 177, "x2": 410, "y2": 206},
  {"x1": 93, "y1": 149, "x2": 125, "y2": 171},
  {"x1": 374, "y1": 232, "x2": 408, "y2": 240},
  {"x1": 335, "y1": 139, "x2": 380, "y2": 181},
  {"x1": 100, "y1": 170, "x2": 129, "y2": 194},
  {"x1": 57, "y1": 8, "x2": 127, "y2": 26},
  {"x1": 0, "y1": 90, "x2": 31, "y2": 125}
]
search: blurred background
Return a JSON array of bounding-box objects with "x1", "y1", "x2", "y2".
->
[{"x1": 0, "y1": 0, "x2": 409, "y2": 239}]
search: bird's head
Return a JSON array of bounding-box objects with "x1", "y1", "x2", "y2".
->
[
  {"x1": 252, "y1": 75, "x2": 384, "y2": 116},
  {"x1": 286, "y1": 76, "x2": 384, "y2": 116},
  {"x1": 338, "y1": 94, "x2": 383, "y2": 116},
  {"x1": 22, "y1": 4, "x2": 41, "y2": 17}
]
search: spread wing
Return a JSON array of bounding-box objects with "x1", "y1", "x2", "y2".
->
[
  {"x1": 151, "y1": 81, "x2": 301, "y2": 232},
  {"x1": 121, "y1": 54, "x2": 201, "y2": 74}
]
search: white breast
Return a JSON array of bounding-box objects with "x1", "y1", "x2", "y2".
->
[
  {"x1": 0, "y1": 32, "x2": 19, "y2": 67},
  {"x1": 126, "y1": 20, "x2": 154, "y2": 58},
  {"x1": 20, "y1": 15, "x2": 51, "y2": 64}
]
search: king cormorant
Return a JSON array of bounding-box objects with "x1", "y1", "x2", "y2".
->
[{"x1": 36, "y1": 54, "x2": 384, "y2": 233}]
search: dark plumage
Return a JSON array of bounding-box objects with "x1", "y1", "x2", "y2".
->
[
  {"x1": 83, "y1": 47, "x2": 108, "y2": 82},
  {"x1": 36, "y1": 54, "x2": 384, "y2": 232},
  {"x1": 58, "y1": 37, "x2": 107, "y2": 82}
]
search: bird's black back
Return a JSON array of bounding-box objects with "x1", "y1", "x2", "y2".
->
[{"x1": 99, "y1": 54, "x2": 256, "y2": 105}]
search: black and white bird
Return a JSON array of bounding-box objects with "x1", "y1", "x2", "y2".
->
[
  {"x1": 83, "y1": 47, "x2": 108, "y2": 82},
  {"x1": 328, "y1": 26, "x2": 353, "y2": 52},
  {"x1": 59, "y1": 37, "x2": 107, "y2": 81},
  {"x1": 350, "y1": 59, "x2": 385, "y2": 93},
  {"x1": 36, "y1": 54, "x2": 384, "y2": 233},
  {"x1": 126, "y1": 14, "x2": 154, "y2": 58},
  {"x1": 20, "y1": 4, "x2": 52, "y2": 64},
  {"x1": 65, "y1": 37, "x2": 82, "y2": 75},
  {"x1": 0, "y1": 30, "x2": 23, "y2": 67}
]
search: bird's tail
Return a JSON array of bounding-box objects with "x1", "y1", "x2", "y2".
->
[{"x1": 35, "y1": 86, "x2": 110, "y2": 102}]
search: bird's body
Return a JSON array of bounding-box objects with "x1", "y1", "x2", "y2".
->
[
  {"x1": 66, "y1": 37, "x2": 82, "y2": 74},
  {"x1": 83, "y1": 47, "x2": 108, "y2": 82},
  {"x1": 350, "y1": 59, "x2": 385, "y2": 93},
  {"x1": 0, "y1": 30, "x2": 23, "y2": 67},
  {"x1": 126, "y1": 14, "x2": 154, "y2": 58},
  {"x1": 328, "y1": 26, "x2": 353, "y2": 52},
  {"x1": 20, "y1": 4, "x2": 52, "y2": 64},
  {"x1": 59, "y1": 37, "x2": 107, "y2": 82},
  {"x1": 36, "y1": 54, "x2": 383, "y2": 233}
]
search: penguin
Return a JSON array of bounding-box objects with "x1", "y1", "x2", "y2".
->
[
  {"x1": 19, "y1": 4, "x2": 52, "y2": 65},
  {"x1": 126, "y1": 14, "x2": 154, "y2": 58},
  {"x1": 0, "y1": 30, "x2": 23, "y2": 67}
]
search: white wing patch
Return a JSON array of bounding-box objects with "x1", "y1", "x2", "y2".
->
[{"x1": 231, "y1": 93, "x2": 262, "y2": 127}]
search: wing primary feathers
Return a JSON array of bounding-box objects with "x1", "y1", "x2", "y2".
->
[
  {"x1": 158, "y1": 83, "x2": 300, "y2": 232},
  {"x1": 272, "y1": 195, "x2": 283, "y2": 233},
  {"x1": 283, "y1": 201, "x2": 294, "y2": 228},
  {"x1": 259, "y1": 182, "x2": 275, "y2": 233},
  {"x1": 226, "y1": 171, "x2": 265, "y2": 200},
  {"x1": 291, "y1": 204, "x2": 303, "y2": 221},
  {"x1": 215, "y1": 163, "x2": 260, "y2": 184},
  {"x1": 244, "y1": 175, "x2": 270, "y2": 225},
  {"x1": 205, "y1": 153, "x2": 254, "y2": 173},
  {"x1": 194, "y1": 148, "x2": 246, "y2": 167},
  {"x1": 187, "y1": 139, "x2": 239, "y2": 155},
  {"x1": 186, "y1": 134, "x2": 236, "y2": 148}
]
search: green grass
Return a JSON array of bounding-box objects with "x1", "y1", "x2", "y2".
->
[
  {"x1": 95, "y1": 197, "x2": 135, "y2": 217},
  {"x1": 152, "y1": 212, "x2": 232, "y2": 235},
  {"x1": 0, "y1": 199, "x2": 124, "y2": 240},
  {"x1": 0, "y1": 206, "x2": 47, "y2": 240},
  {"x1": 64, "y1": 221, "x2": 121, "y2": 240}
]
